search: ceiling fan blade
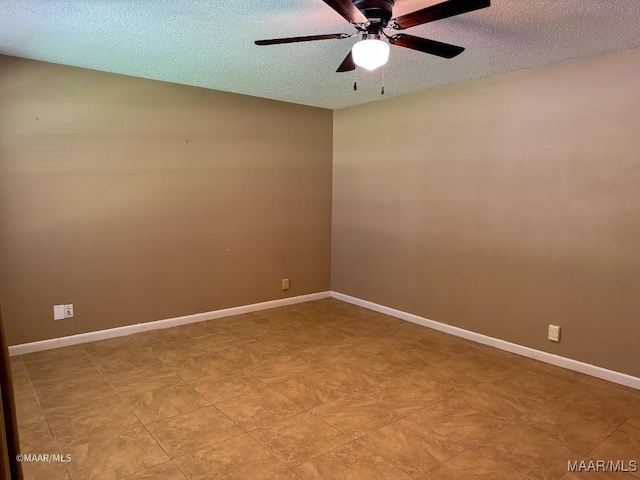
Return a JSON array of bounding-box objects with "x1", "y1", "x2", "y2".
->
[
  {"x1": 389, "y1": 34, "x2": 464, "y2": 58},
  {"x1": 392, "y1": 0, "x2": 490, "y2": 30},
  {"x1": 255, "y1": 33, "x2": 348, "y2": 46},
  {"x1": 336, "y1": 51, "x2": 356, "y2": 72},
  {"x1": 321, "y1": 0, "x2": 368, "y2": 23}
]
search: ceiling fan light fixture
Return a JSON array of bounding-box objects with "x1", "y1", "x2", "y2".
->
[{"x1": 352, "y1": 38, "x2": 390, "y2": 71}]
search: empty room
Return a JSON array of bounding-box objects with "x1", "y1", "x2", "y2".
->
[{"x1": 0, "y1": 1, "x2": 639, "y2": 479}]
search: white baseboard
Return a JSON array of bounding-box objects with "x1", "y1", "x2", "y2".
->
[
  {"x1": 331, "y1": 291, "x2": 640, "y2": 391},
  {"x1": 11, "y1": 289, "x2": 639, "y2": 391},
  {"x1": 9, "y1": 291, "x2": 331, "y2": 356}
]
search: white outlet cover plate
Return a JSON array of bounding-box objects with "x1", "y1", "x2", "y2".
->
[
  {"x1": 53, "y1": 305, "x2": 65, "y2": 320},
  {"x1": 64, "y1": 304, "x2": 74, "y2": 318},
  {"x1": 548, "y1": 325, "x2": 561, "y2": 342}
]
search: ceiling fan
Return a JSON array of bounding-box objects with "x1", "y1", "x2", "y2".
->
[{"x1": 255, "y1": 0, "x2": 491, "y2": 72}]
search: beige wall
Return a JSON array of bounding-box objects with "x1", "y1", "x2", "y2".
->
[
  {"x1": 333, "y1": 48, "x2": 640, "y2": 377},
  {"x1": 0, "y1": 55, "x2": 333, "y2": 345}
]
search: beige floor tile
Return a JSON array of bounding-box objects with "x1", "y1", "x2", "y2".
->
[
  {"x1": 45, "y1": 400, "x2": 142, "y2": 446},
  {"x1": 577, "y1": 376, "x2": 640, "y2": 401},
  {"x1": 303, "y1": 324, "x2": 358, "y2": 344},
  {"x1": 310, "y1": 393, "x2": 403, "y2": 439},
  {"x1": 173, "y1": 433, "x2": 287, "y2": 480},
  {"x1": 124, "y1": 384, "x2": 210, "y2": 424},
  {"x1": 18, "y1": 419, "x2": 55, "y2": 450},
  {"x1": 620, "y1": 416, "x2": 640, "y2": 437},
  {"x1": 23, "y1": 346, "x2": 90, "y2": 371},
  {"x1": 36, "y1": 377, "x2": 120, "y2": 411},
  {"x1": 250, "y1": 411, "x2": 350, "y2": 467},
  {"x1": 453, "y1": 382, "x2": 542, "y2": 421},
  {"x1": 146, "y1": 406, "x2": 241, "y2": 457},
  {"x1": 28, "y1": 361, "x2": 105, "y2": 393},
  {"x1": 553, "y1": 383, "x2": 640, "y2": 427},
  {"x1": 214, "y1": 387, "x2": 304, "y2": 430},
  {"x1": 267, "y1": 470, "x2": 302, "y2": 480},
  {"x1": 410, "y1": 397, "x2": 506, "y2": 446},
  {"x1": 358, "y1": 418, "x2": 464, "y2": 477},
  {"x1": 302, "y1": 344, "x2": 357, "y2": 367},
  {"x1": 11, "y1": 355, "x2": 27, "y2": 375},
  {"x1": 250, "y1": 354, "x2": 318, "y2": 385},
  {"x1": 66, "y1": 427, "x2": 169, "y2": 480},
  {"x1": 331, "y1": 319, "x2": 388, "y2": 338},
  {"x1": 169, "y1": 353, "x2": 237, "y2": 381},
  {"x1": 272, "y1": 371, "x2": 353, "y2": 409},
  {"x1": 178, "y1": 319, "x2": 227, "y2": 338},
  {"x1": 329, "y1": 337, "x2": 391, "y2": 358},
  {"x1": 400, "y1": 339, "x2": 461, "y2": 365},
  {"x1": 249, "y1": 321, "x2": 296, "y2": 338},
  {"x1": 15, "y1": 391, "x2": 47, "y2": 427},
  {"x1": 397, "y1": 364, "x2": 477, "y2": 396},
  {"x1": 294, "y1": 442, "x2": 413, "y2": 479},
  {"x1": 191, "y1": 331, "x2": 257, "y2": 353},
  {"x1": 589, "y1": 430, "x2": 640, "y2": 478},
  {"x1": 561, "y1": 470, "x2": 637, "y2": 479},
  {"x1": 12, "y1": 372, "x2": 35, "y2": 399},
  {"x1": 20, "y1": 460, "x2": 70, "y2": 480},
  {"x1": 190, "y1": 368, "x2": 267, "y2": 402},
  {"x1": 217, "y1": 340, "x2": 287, "y2": 366},
  {"x1": 218, "y1": 312, "x2": 272, "y2": 330},
  {"x1": 516, "y1": 402, "x2": 616, "y2": 455},
  {"x1": 491, "y1": 368, "x2": 572, "y2": 401},
  {"x1": 349, "y1": 356, "x2": 419, "y2": 384},
  {"x1": 313, "y1": 364, "x2": 383, "y2": 390},
  {"x1": 472, "y1": 425, "x2": 575, "y2": 480},
  {"x1": 90, "y1": 346, "x2": 159, "y2": 372},
  {"x1": 151, "y1": 338, "x2": 215, "y2": 365},
  {"x1": 10, "y1": 300, "x2": 639, "y2": 480},
  {"x1": 465, "y1": 344, "x2": 528, "y2": 367},
  {"x1": 421, "y1": 450, "x2": 529, "y2": 479},
  {"x1": 132, "y1": 327, "x2": 191, "y2": 346},
  {"x1": 362, "y1": 346, "x2": 429, "y2": 372},
  {"x1": 256, "y1": 331, "x2": 319, "y2": 350},
  {"x1": 516, "y1": 358, "x2": 585, "y2": 383},
  {"x1": 17, "y1": 430, "x2": 63, "y2": 452},
  {"x1": 384, "y1": 322, "x2": 439, "y2": 343},
  {"x1": 80, "y1": 336, "x2": 142, "y2": 358},
  {"x1": 122, "y1": 461, "x2": 187, "y2": 479},
  {"x1": 440, "y1": 352, "x2": 515, "y2": 382},
  {"x1": 363, "y1": 370, "x2": 449, "y2": 416},
  {"x1": 268, "y1": 312, "x2": 327, "y2": 330},
  {"x1": 416, "y1": 335, "x2": 474, "y2": 361},
  {"x1": 103, "y1": 360, "x2": 185, "y2": 397}
]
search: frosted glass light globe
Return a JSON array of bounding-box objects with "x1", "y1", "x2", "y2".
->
[{"x1": 352, "y1": 39, "x2": 390, "y2": 71}]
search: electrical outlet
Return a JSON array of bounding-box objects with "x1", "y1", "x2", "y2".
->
[
  {"x1": 548, "y1": 324, "x2": 561, "y2": 342},
  {"x1": 53, "y1": 305, "x2": 65, "y2": 321},
  {"x1": 64, "y1": 304, "x2": 74, "y2": 318},
  {"x1": 281, "y1": 278, "x2": 290, "y2": 290}
]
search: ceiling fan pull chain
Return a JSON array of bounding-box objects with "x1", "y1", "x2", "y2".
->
[
  {"x1": 381, "y1": 64, "x2": 386, "y2": 95},
  {"x1": 354, "y1": 81, "x2": 357, "y2": 91}
]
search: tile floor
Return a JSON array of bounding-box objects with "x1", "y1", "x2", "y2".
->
[{"x1": 10, "y1": 298, "x2": 640, "y2": 480}]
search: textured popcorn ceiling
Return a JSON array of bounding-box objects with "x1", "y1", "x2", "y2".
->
[{"x1": 1, "y1": 1, "x2": 639, "y2": 109}]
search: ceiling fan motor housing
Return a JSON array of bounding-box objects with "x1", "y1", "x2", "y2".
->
[{"x1": 353, "y1": 0, "x2": 395, "y2": 26}]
